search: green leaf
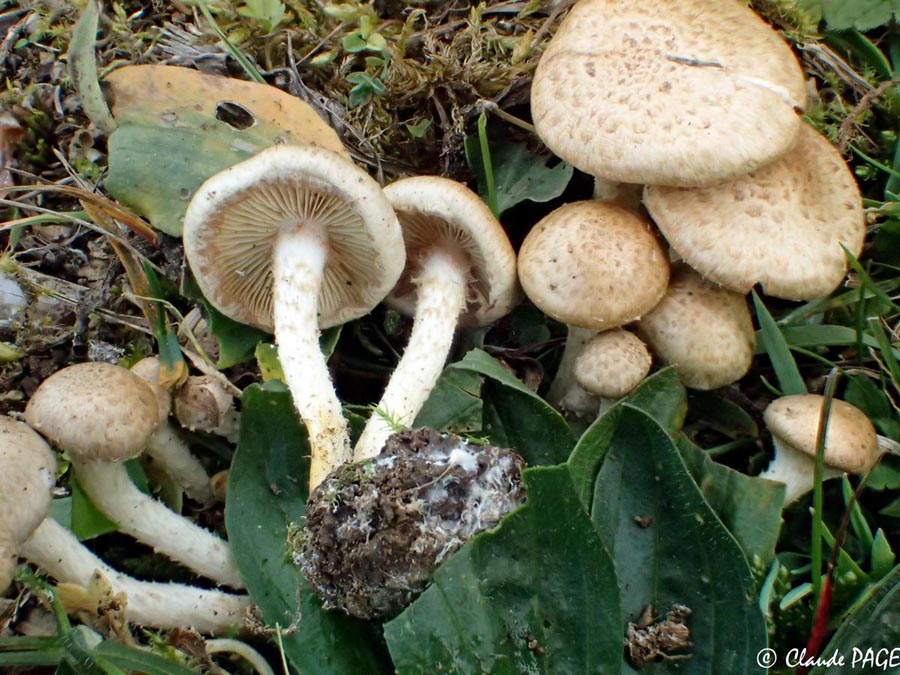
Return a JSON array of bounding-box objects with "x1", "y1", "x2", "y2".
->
[
  {"x1": 676, "y1": 438, "x2": 784, "y2": 568},
  {"x1": 589, "y1": 406, "x2": 768, "y2": 674},
  {"x1": 465, "y1": 136, "x2": 574, "y2": 216},
  {"x1": 871, "y1": 529, "x2": 896, "y2": 579},
  {"x1": 821, "y1": 0, "x2": 898, "y2": 31},
  {"x1": 199, "y1": 301, "x2": 268, "y2": 369},
  {"x1": 812, "y1": 565, "x2": 900, "y2": 674},
  {"x1": 71, "y1": 461, "x2": 149, "y2": 540},
  {"x1": 92, "y1": 642, "x2": 196, "y2": 675},
  {"x1": 238, "y1": 0, "x2": 285, "y2": 32},
  {"x1": 383, "y1": 464, "x2": 622, "y2": 674},
  {"x1": 226, "y1": 384, "x2": 390, "y2": 675},
  {"x1": 619, "y1": 367, "x2": 687, "y2": 434},
  {"x1": 450, "y1": 349, "x2": 575, "y2": 465},
  {"x1": 752, "y1": 291, "x2": 807, "y2": 396},
  {"x1": 413, "y1": 367, "x2": 483, "y2": 433}
]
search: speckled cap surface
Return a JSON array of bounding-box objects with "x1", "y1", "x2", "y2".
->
[
  {"x1": 764, "y1": 395, "x2": 879, "y2": 474},
  {"x1": 0, "y1": 417, "x2": 58, "y2": 592},
  {"x1": 517, "y1": 201, "x2": 669, "y2": 329},
  {"x1": 383, "y1": 176, "x2": 520, "y2": 327},
  {"x1": 25, "y1": 362, "x2": 160, "y2": 462},
  {"x1": 532, "y1": 0, "x2": 806, "y2": 187},
  {"x1": 184, "y1": 145, "x2": 405, "y2": 332},
  {"x1": 636, "y1": 265, "x2": 755, "y2": 390},
  {"x1": 644, "y1": 124, "x2": 864, "y2": 300},
  {"x1": 574, "y1": 329, "x2": 652, "y2": 398}
]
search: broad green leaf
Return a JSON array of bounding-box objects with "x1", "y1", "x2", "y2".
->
[
  {"x1": 687, "y1": 390, "x2": 759, "y2": 439},
  {"x1": 413, "y1": 367, "x2": 483, "y2": 433},
  {"x1": 620, "y1": 367, "x2": 687, "y2": 433},
  {"x1": 226, "y1": 384, "x2": 390, "y2": 675},
  {"x1": 465, "y1": 136, "x2": 573, "y2": 215},
  {"x1": 199, "y1": 301, "x2": 268, "y2": 369},
  {"x1": 451, "y1": 349, "x2": 574, "y2": 465},
  {"x1": 812, "y1": 565, "x2": 900, "y2": 674},
  {"x1": 752, "y1": 291, "x2": 807, "y2": 396},
  {"x1": 590, "y1": 406, "x2": 767, "y2": 674},
  {"x1": 821, "y1": 0, "x2": 898, "y2": 31},
  {"x1": 71, "y1": 461, "x2": 149, "y2": 540},
  {"x1": 383, "y1": 464, "x2": 622, "y2": 674},
  {"x1": 676, "y1": 438, "x2": 784, "y2": 569}
]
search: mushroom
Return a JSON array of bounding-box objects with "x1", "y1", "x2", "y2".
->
[
  {"x1": 182, "y1": 145, "x2": 405, "y2": 489},
  {"x1": 0, "y1": 416, "x2": 249, "y2": 634},
  {"x1": 566, "y1": 328, "x2": 652, "y2": 415},
  {"x1": 131, "y1": 357, "x2": 213, "y2": 503},
  {"x1": 760, "y1": 394, "x2": 880, "y2": 505},
  {"x1": 516, "y1": 200, "x2": 669, "y2": 411},
  {"x1": 353, "y1": 177, "x2": 519, "y2": 460},
  {"x1": 643, "y1": 124, "x2": 865, "y2": 300},
  {"x1": 636, "y1": 265, "x2": 756, "y2": 390},
  {"x1": 24, "y1": 362, "x2": 243, "y2": 588},
  {"x1": 531, "y1": 0, "x2": 806, "y2": 188},
  {"x1": 173, "y1": 375, "x2": 240, "y2": 443}
]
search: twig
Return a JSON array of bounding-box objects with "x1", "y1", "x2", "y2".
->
[{"x1": 837, "y1": 77, "x2": 900, "y2": 153}]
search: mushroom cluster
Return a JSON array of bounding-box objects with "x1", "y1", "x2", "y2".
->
[{"x1": 521, "y1": 0, "x2": 865, "y2": 408}]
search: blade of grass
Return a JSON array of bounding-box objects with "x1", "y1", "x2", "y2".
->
[
  {"x1": 195, "y1": 0, "x2": 266, "y2": 84},
  {"x1": 477, "y1": 113, "x2": 498, "y2": 217},
  {"x1": 842, "y1": 474, "x2": 875, "y2": 555},
  {"x1": 811, "y1": 371, "x2": 839, "y2": 612},
  {"x1": 844, "y1": 246, "x2": 900, "y2": 313},
  {"x1": 867, "y1": 316, "x2": 900, "y2": 392},
  {"x1": 753, "y1": 290, "x2": 807, "y2": 395}
]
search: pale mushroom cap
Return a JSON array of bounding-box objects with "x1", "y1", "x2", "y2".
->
[
  {"x1": 0, "y1": 417, "x2": 58, "y2": 590},
  {"x1": 644, "y1": 124, "x2": 864, "y2": 300},
  {"x1": 764, "y1": 394, "x2": 879, "y2": 474},
  {"x1": 532, "y1": 0, "x2": 806, "y2": 187},
  {"x1": 383, "y1": 176, "x2": 520, "y2": 327},
  {"x1": 517, "y1": 201, "x2": 669, "y2": 329},
  {"x1": 636, "y1": 265, "x2": 755, "y2": 390},
  {"x1": 574, "y1": 329, "x2": 652, "y2": 398},
  {"x1": 25, "y1": 362, "x2": 160, "y2": 462},
  {"x1": 183, "y1": 145, "x2": 405, "y2": 332}
]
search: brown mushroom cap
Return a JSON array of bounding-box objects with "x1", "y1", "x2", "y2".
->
[
  {"x1": 517, "y1": 201, "x2": 669, "y2": 330},
  {"x1": 183, "y1": 145, "x2": 405, "y2": 333},
  {"x1": 574, "y1": 329, "x2": 652, "y2": 398},
  {"x1": 25, "y1": 362, "x2": 160, "y2": 462},
  {"x1": 383, "y1": 176, "x2": 520, "y2": 327},
  {"x1": 644, "y1": 124, "x2": 864, "y2": 300},
  {"x1": 636, "y1": 265, "x2": 755, "y2": 390},
  {"x1": 764, "y1": 395, "x2": 879, "y2": 474},
  {"x1": 532, "y1": 0, "x2": 806, "y2": 187},
  {"x1": 0, "y1": 417, "x2": 58, "y2": 591}
]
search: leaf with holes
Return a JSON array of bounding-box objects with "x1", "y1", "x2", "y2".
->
[{"x1": 104, "y1": 65, "x2": 347, "y2": 235}]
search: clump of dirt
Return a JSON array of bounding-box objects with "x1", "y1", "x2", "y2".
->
[{"x1": 297, "y1": 427, "x2": 525, "y2": 619}]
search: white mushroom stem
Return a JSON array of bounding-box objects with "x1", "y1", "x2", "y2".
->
[
  {"x1": 144, "y1": 424, "x2": 212, "y2": 504},
  {"x1": 71, "y1": 459, "x2": 243, "y2": 588},
  {"x1": 354, "y1": 250, "x2": 468, "y2": 461},
  {"x1": 206, "y1": 638, "x2": 276, "y2": 675},
  {"x1": 21, "y1": 518, "x2": 250, "y2": 634},
  {"x1": 546, "y1": 326, "x2": 596, "y2": 410},
  {"x1": 273, "y1": 224, "x2": 351, "y2": 490},
  {"x1": 758, "y1": 440, "x2": 842, "y2": 506}
]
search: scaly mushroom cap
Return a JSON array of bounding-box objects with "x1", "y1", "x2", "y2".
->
[
  {"x1": 532, "y1": 0, "x2": 806, "y2": 187},
  {"x1": 637, "y1": 265, "x2": 755, "y2": 390},
  {"x1": 764, "y1": 395, "x2": 879, "y2": 474},
  {"x1": 517, "y1": 201, "x2": 669, "y2": 330},
  {"x1": 183, "y1": 145, "x2": 405, "y2": 332},
  {"x1": 25, "y1": 362, "x2": 160, "y2": 462},
  {"x1": 574, "y1": 329, "x2": 652, "y2": 398},
  {"x1": 644, "y1": 124, "x2": 864, "y2": 300},
  {"x1": 0, "y1": 417, "x2": 58, "y2": 591},
  {"x1": 383, "y1": 176, "x2": 520, "y2": 327}
]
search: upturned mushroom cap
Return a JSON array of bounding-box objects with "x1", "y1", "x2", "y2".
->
[
  {"x1": 636, "y1": 265, "x2": 755, "y2": 390},
  {"x1": 517, "y1": 201, "x2": 669, "y2": 330},
  {"x1": 644, "y1": 124, "x2": 864, "y2": 300},
  {"x1": 25, "y1": 362, "x2": 160, "y2": 462},
  {"x1": 531, "y1": 0, "x2": 806, "y2": 187},
  {"x1": 183, "y1": 145, "x2": 405, "y2": 333},
  {"x1": 764, "y1": 395, "x2": 879, "y2": 474},
  {"x1": 574, "y1": 329, "x2": 652, "y2": 398},
  {"x1": 0, "y1": 417, "x2": 58, "y2": 591},
  {"x1": 383, "y1": 176, "x2": 520, "y2": 327}
]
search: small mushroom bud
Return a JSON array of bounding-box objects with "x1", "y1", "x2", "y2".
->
[
  {"x1": 297, "y1": 428, "x2": 525, "y2": 619},
  {"x1": 174, "y1": 375, "x2": 240, "y2": 443}
]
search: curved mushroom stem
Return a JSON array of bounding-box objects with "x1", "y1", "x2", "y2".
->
[
  {"x1": 206, "y1": 639, "x2": 276, "y2": 675},
  {"x1": 22, "y1": 518, "x2": 250, "y2": 634},
  {"x1": 758, "y1": 440, "x2": 841, "y2": 506},
  {"x1": 546, "y1": 327, "x2": 596, "y2": 410},
  {"x1": 354, "y1": 250, "x2": 468, "y2": 461},
  {"x1": 144, "y1": 424, "x2": 212, "y2": 504},
  {"x1": 273, "y1": 225, "x2": 351, "y2": 490},
  {"x1": 71, "y1": 459, "x2": 243, "y2": 588}
]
